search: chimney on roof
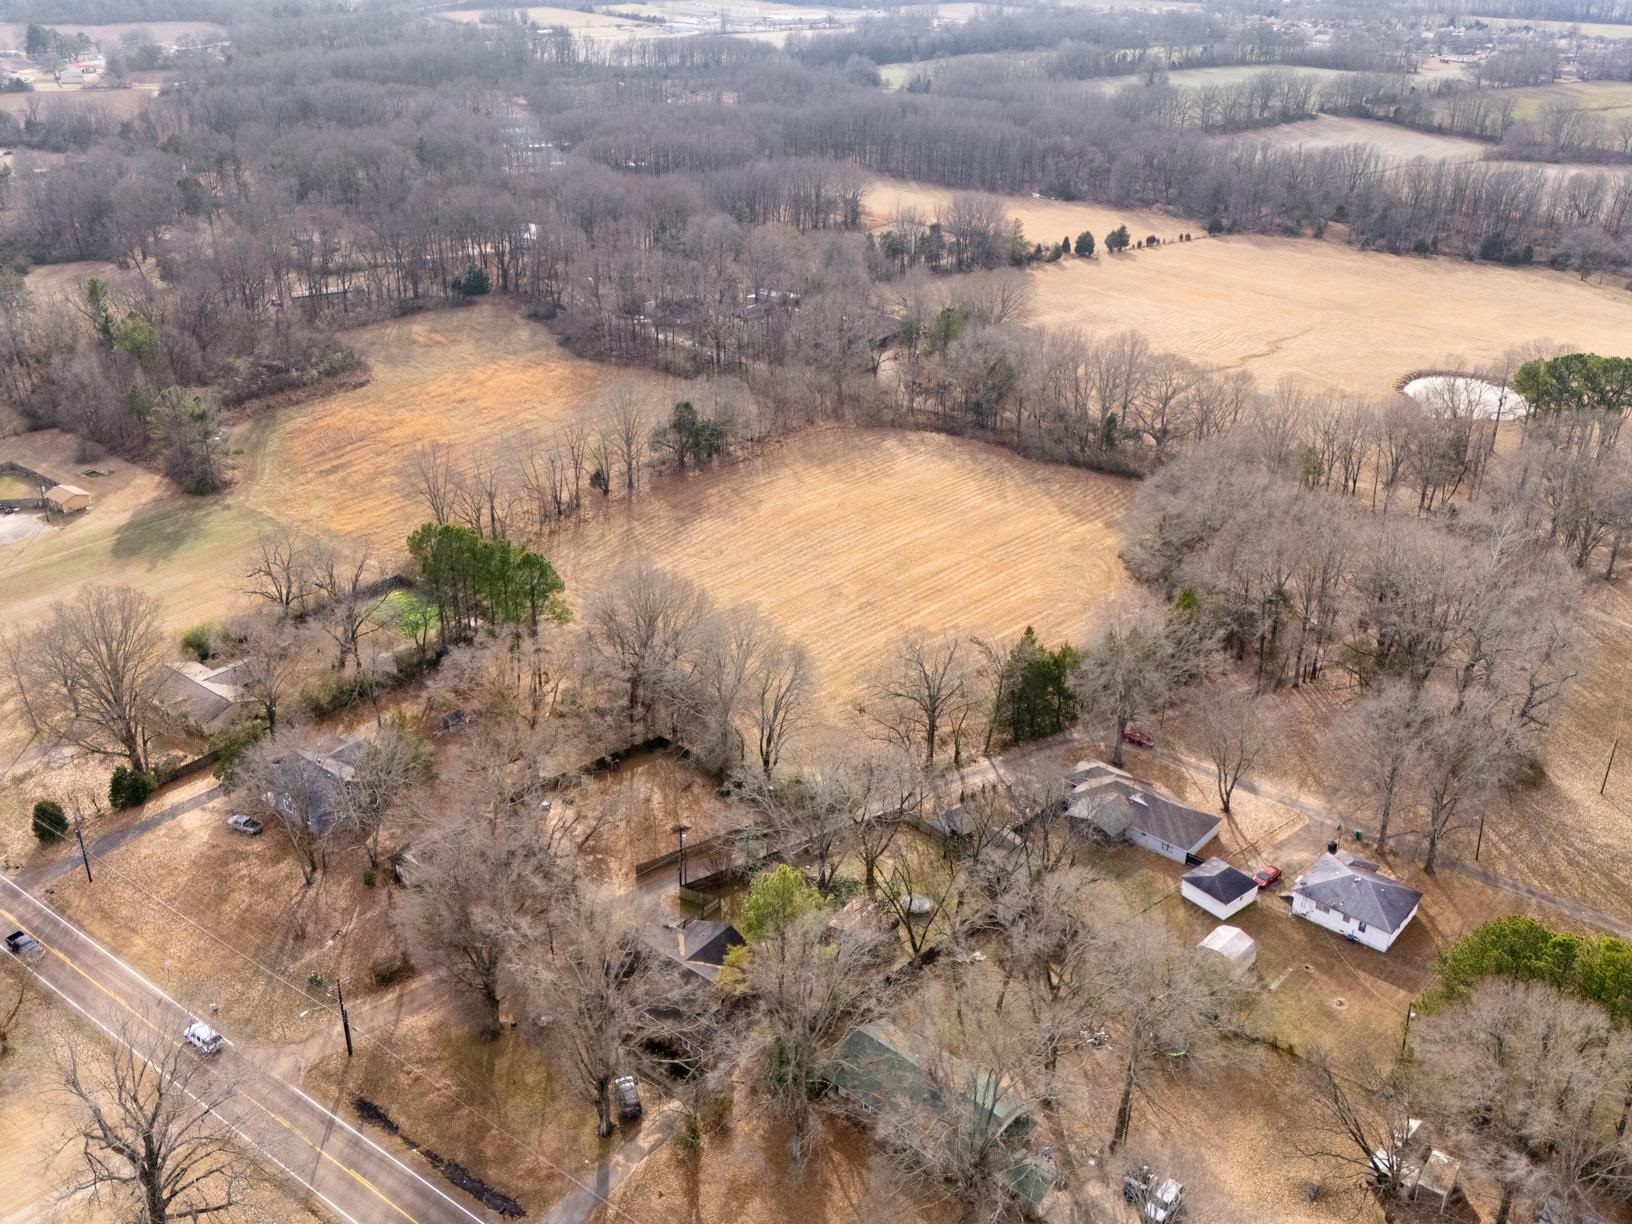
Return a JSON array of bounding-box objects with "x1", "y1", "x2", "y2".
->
[{"x1": 1327, "y1": 840, "x2": 1339, "y2": 854}]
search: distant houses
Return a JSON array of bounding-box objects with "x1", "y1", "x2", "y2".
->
[
  {"x1": 1291, "y1": 844, "x2": 1422, "y2": 953},
  {"x1": 1064, "y1": 761, "x2": 1220, "y2": 863}
]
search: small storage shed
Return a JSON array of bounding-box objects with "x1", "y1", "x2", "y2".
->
[
  {"x1": 46, "y1": 484, "x2": 90, "y2": 513},
  {"x1": 1181, "y1": 857, "x2": 1258, "y2": 920},
  {"x1": 1197, "y1": 924, "x2": 1257, "y2": 975}
]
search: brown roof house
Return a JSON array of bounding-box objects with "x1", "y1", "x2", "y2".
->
[
  {"x1": 45, "y1": 484, "x2": 90, "y2": 513},
  {"x1": 156, "y1": 660, "x2": 253, "y2": 734}
]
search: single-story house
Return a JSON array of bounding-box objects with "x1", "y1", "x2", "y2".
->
[
  {"x1": 265, "y1": 737, "x2": 370, "y2": 834},
  {"x1": 832, "y1": 1021, "x2": 1045, "y2": 1207},
  {"x1": 835, "y1": 1018, "x2": 1051, "y2": 1214},
  {"x1": 1291, "y1": 845, "x2": 1423, "y2": 953},
  {"x1": 641, "y1": 918, "x2": 745, "y2": 984},
  {"x1": 1181, "y1": 857, "x2": 1258, "y2": 920},
  {"x1": 45, "y1": 484, "x2": 90, "y2": 513},
  {"x1": 156, "y1": 659, "x2": 251, "y2": 733},
  {"x1": 832, "y1": 1022, "x2": 1034, "y2": 1140},
  {"x1": 1197, "y1": 924, "x2": 1257, "y2": 975},
  {"x1": 1065, "y1": 762, "x2": 1220, "y2": 863}
]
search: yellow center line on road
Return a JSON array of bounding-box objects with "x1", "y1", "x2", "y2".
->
[{"x1": 0, "y1": 900, "x2": 427, "y2": 1224}]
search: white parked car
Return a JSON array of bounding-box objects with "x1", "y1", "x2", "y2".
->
[{"x1": 184, "y1": 1021, "x2": 225, "y2": 1056}]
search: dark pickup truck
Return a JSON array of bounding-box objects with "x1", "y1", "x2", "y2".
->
[{"x1": 4, "y1": 929, "x2": 44, "y2": 960}]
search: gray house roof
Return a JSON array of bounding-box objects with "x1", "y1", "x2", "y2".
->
[
  {"x1": 1069, "y1": 773, "x2": 1220, "y2": 852},
  {"x1": 1294, "y1": 851, "x2": 1422, "y2": 933},
  {"x1": 1182, "y1": 857, "x2": 1257, "y2": 905},
  {"x1": 157, "y1": 659, "x2": 248, "y2": 729},
  {"x1": 641, "y1": 919, "x2": 746, "y2": 983}
]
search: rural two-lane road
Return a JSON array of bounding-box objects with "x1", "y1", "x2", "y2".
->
[{"x1": 0, "y1": 875, "x2": 495, "y2": 1224}]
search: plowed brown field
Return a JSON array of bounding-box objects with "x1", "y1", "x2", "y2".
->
[{"x1": 549, "y1": 427, "x2": 1132, "y2": 708}]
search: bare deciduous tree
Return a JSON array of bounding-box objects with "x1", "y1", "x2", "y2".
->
[
  {"x1": 1075, "y1": 598, "x2": 1201, "y2": 770},
  {"x1": 751, "y1": 636, "x2": 813, "y2": 777},
  {"x1": 241, "y1": 526, "x2": 315, "y2": 618},
  {"x1": 739, "y1": 906, "x2": 892, "y2": 1154},
  {"x1": 1415, "y1": 979, "x2": 1632, "y2": 1224},
  {"x1": 405, "y1": 439, "x2": 461, "y2": 526},
  {"x1": 1097, "y1": 925, "x2": 1238, "y2": 1150},
  {"x1": 589, "y1": 559, "x2": 709, "y2": 733},
  {"x1": 57, "y1": 1025, "x2": 250, "y2": 1224},
  {"x1": 864, "y1": 632, "x2": 982, "y2": 768},
  {"x1": 310, "y1": 540, "x2": 390, "y2": 673},
  {"x1": 528, "y1": 889, "x2": 701, "y2": 1138},
  {"x1": 228, "y1": 615, "x2": 313, "y2": 736},
  {"x1": 1195, "y1": 686, "x2": 1270, "y2": 815},
  {"x1": 400, "y1": 821, "x2": 566, "y2": 1037},
  {"x1": 9, "y1": 584, "x2": 165, "y2": 771}
]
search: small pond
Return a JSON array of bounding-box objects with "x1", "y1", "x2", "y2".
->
[{"x1": 1402, "y1": 375, "x2": 1528, "y2": 422}]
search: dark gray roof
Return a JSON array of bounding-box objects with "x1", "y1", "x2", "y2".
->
[
  {"x1": 679, "y1": 920, "x2": 744, "y2": 967},
  {"x1": 1073, "y1": 776, "x2": 1219, "y2": 851},
  {"x1": 642, "y1": 919, "x2": 746, "y2": 983},
  {"x1": 1294, "y1": 851, "x2": 1422, "y2": 933},
  {"x1": 1182, "y1": 857, "x2": 1257, "y2": 905}
]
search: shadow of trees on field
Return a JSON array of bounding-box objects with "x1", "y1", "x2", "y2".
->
[{"x1": 110, "y1": 498, "x2": 210, "y2": 567}]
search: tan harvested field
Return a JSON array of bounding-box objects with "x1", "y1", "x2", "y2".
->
[
  {"x1": 0, "y1": 19, "x2": 224, "y2": 46},
  {"x1": 1225, "y1": 113, "x2": 1489, "y2": 162},
  {"x1": 1, "y1": 302, "x2": 1126, "y2": 731},
  {"x1": 0, "y1": 85, "x2": 160, "y2": 118},
  {"x1": 0, "y1": 426, "x2": 272, "y2": 632},
  {"x1": 549, "y1": 427, "x2": 1132, "y2": 716},
  {"x1": 869, "y1": 179, "x2": 1632, "y2": 396},
  {"x1": 1467, "y1": 13, "x2": 1632, "y2": 38},
  {"x1": 1098, "y1": 62, "x2": 1358, "y2": 92},
  {"x1": 239, "y1": 303, "x2": 676, "y2": 544},
  {"x1": 1467, "y1": 78, "x2": 1632, "y2": 122}
]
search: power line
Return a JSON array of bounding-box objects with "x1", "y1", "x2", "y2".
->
[{"x1": 25, "y1": 823, "x2": 653, "y2": 1224}]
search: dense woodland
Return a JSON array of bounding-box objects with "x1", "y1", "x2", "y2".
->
[{"x1": 2, "y1": 0, "x2": 1632, "y2": 479}]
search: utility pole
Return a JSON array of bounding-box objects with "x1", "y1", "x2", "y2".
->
[
  {"x1": 337, "y1": 980, "x2": 354, "y2": 1058},
  {"x1": 671, "y1": 823, "x2": 691, "y2": 890},
  {"x1": 1399, "y1": 1003, "x2": 1415, "y2": 1062},
  {"x1": 1602, "y1": 736, "x2": 1620, "y2": 797},
  {"x1": 74, "y1": 822, "x2": 93, "y2": 885}
]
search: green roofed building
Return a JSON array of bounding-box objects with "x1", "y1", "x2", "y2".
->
[{"x1": 830, "y1": 1022, "x2": 1050, "y2": 1209}]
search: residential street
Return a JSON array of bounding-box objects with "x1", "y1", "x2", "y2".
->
[{"x1": 0, "y1": 874, "x2": 495, "y2": 1224}]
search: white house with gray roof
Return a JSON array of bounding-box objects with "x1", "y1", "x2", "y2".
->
[
  {"x1": 1065, "y1": 761, "x2": 1221, "y2": 863},
  {"x1": 1291, "y1": 846, "x2": 1422, "y2": 952},
  {"x1": 1181, "y1": 857, "x2": 1258, "y2": 920}
]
